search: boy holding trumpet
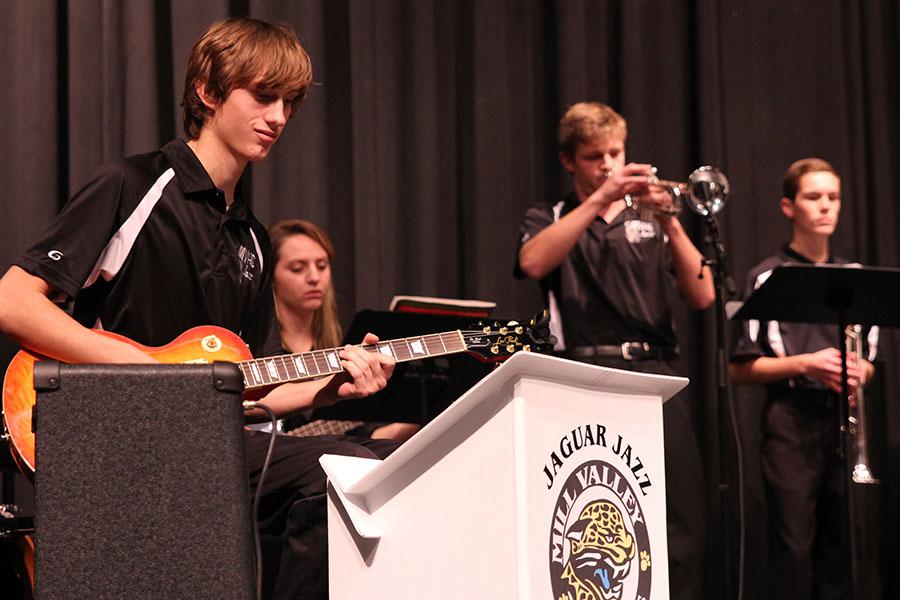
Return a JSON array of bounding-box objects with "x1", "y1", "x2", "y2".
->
[
  {"x1": 729, "y1": 157, "x2": 878, "y2": 599},
  {"x1": 515, "y1": 101, "x2": 714, "y2": 599}
]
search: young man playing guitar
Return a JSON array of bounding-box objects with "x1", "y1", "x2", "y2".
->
[{"x1": 0, "y1": 18, "x2": 395, "y2": 600}]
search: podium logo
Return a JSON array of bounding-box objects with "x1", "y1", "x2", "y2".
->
[{"x1": 549, "y1": 459, "x2": 651, "y2": 600}]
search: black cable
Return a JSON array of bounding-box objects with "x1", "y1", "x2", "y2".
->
[{"x1": 242, "y1": 401, "x2": 278, "y2": 600}]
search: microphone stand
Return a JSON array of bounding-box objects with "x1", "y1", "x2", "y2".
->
[{"x1": 699, "y1": 210, "x2": 743, "y2": 600}]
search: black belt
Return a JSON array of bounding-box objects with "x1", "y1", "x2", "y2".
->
[
  {"x1": 769, "y1": 388, "x2": 840, "y2": 409},
  {"x1": 569, "y1": 342, "x2": 671, "y2": 361}
]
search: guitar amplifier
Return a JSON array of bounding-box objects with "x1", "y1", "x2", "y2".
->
[{"x1": 32, "y1": 361, "x2": 254, "y2": 600}]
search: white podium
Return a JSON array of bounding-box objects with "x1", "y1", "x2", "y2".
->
[{"x1": 321, "y1": 352, "x2": 687, "y2": 600}]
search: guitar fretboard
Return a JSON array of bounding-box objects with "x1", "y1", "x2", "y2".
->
[{"x1": 238, "y1": 330, "x2": 467, "y2": 390}]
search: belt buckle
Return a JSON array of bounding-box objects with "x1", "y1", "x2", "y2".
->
[{"x1": 621, "y1": 342, "x2": 649, "y2": 360}]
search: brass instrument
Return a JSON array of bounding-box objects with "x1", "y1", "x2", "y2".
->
[
  {"x1": 624, "y1": 167, "x2": 684, "y2": 221},
  {"x1": 611, "y1": 165, "x2": 730, "y2": 222},
  {"x1": 845, "y1": 324, "x2": 879, "y2": 484}
]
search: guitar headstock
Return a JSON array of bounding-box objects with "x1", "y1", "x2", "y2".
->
[{"x1": 461, "y1": 310, "x2": 556, "y2": 362}]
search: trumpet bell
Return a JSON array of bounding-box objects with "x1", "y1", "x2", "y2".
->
[
  {"x1": 618, "y1": 165, "x2": 730, "y2": 221},
  {"x1": 686, "y1": 166, "x2": 729, "y2": 216}
]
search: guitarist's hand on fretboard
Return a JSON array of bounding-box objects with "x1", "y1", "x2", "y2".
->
[{"x1": 317, "y1": 333, "x2": 396, "y2": 405}]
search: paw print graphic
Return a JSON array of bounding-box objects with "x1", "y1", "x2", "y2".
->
[{"x1": 640, "y1": 550, "x2": 651, "y2": 572}]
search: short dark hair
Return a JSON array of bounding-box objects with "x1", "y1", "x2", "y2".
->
[
  {"x1": 182, "y1": 17, "x2": 313, "y2": 140},
  {"x1": 782, "y1": 158, "x2": 839, "y2": 200}
]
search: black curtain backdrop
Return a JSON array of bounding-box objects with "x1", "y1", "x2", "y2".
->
[{"x1": 1, "y1": 2, "x2": 899, "y2": 598}]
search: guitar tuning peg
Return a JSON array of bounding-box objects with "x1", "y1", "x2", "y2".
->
[
  {"x1": 499, "y1": 327, "x2": 508, "y2": 334},
  {"x1": 515, "y1": 326, "x2": 523, "y2": 334},
  {"x1": 483, "y1": 326, "x2": 491, "y2": 334},
  {"x1": 523, "y1": 345, "x2": 531, "y2": 352},
  {"x1": 490, "y1": 346, "x2": 500, "y2": 354},
  {"x1": 506, "y1": 344, "x2": 516, "y2": 353}
]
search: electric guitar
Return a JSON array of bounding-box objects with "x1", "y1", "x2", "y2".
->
[{"x1": 2, "y1": 313, "x2": 553, "y2": 475}]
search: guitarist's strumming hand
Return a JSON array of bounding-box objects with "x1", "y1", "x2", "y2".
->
[
  {"x1": 315, "y1": 332, "x2": 396, "y2": 407},
  {"x1": 108, "y1": 340, "x2": 162, "y2": 364}
]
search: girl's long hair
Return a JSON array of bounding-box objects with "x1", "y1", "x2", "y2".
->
[{"x1": 268, "y1": 219, "x2": 342, "y2": 350}]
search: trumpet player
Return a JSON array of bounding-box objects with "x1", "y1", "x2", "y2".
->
[
  {"x1": 729, "y1": 157, "x2": 878, "y2": 600},
  {"x1": 515, "y1": 101, "x2": 714, "y2": 600}
]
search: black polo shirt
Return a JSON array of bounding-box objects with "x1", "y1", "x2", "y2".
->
[
  {"x1": 515, "y1": 193, "x2": 677, "y2": 351},
  {"x1": 730, "y1": 244, "x2": 880, "y2": 394},
  {"x1": 16, "y1": 139, "x2": 280, "y2": 357}
]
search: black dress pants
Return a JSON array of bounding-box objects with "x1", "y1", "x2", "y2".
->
[
  {"x1": 244, "y1": 430, "x2": 399, "y2": 600},
  {"x1": 573, "y1": 356, "x2": 707, "y2": 600},
  {"x1": 762, "y1": 395, "x2": 848, "y2": 600}
]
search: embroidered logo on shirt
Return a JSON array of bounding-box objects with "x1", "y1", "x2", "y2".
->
[
  {"x1": 624, "y1": 220, "x2": 656, "y2": 244},
  {"x1": 238, "y1": 245, "x2": 257, "y2": 282},
  {"x1": 48, "y1": 250, "x2": 64, "y2": 261}
]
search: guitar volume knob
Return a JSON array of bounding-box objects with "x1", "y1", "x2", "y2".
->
[{"x1": 202, "y1": 335, "x2": 223, "y2": 352}]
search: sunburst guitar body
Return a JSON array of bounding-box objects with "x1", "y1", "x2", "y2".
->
[{"x1": 2, "y1": 326, "x2": 251, "y2": 475}]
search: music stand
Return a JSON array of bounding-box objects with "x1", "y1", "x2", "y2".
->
[
  {"x1": 728, "y1": 263, "x2": 900, "y2": 599},
  {"x1": 727, "y1": 263, "x2": 900, "y2": 328},
  {"x1": 310, "y1": 310, "x2": 495, "y2": 426}
]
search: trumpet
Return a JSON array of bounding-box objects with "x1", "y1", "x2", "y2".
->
[
  {"x1": 845, "y1": 324, "x2": 879, "y2": 484},
  {"x1": 608, "y1": 165, "x2": 730, "y2": 222}
]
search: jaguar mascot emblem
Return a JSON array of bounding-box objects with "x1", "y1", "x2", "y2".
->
[
  {"x1": 559, "y1": 501, "x2": 635, "y2": 600},
  {"x1": 549, "y1": 459, "x2": 653, "y2": 600}
]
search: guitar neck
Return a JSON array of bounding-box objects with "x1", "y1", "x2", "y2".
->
[{"x1": 238, "y1": 330, "x2": 467, "y2": 391}]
